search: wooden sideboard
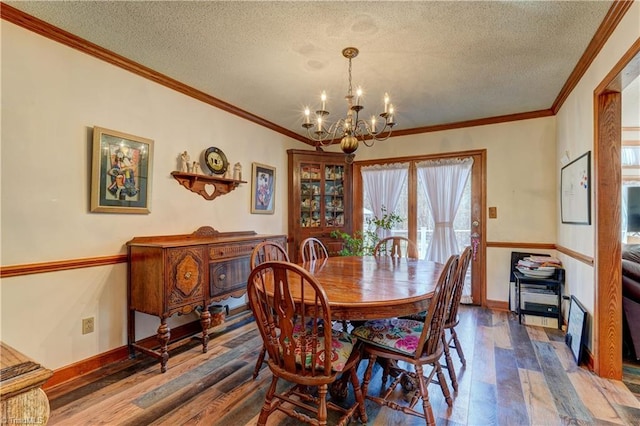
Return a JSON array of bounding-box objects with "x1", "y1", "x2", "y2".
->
[
  {"x1": 0, "y1": 342, "x2": 53, "y2": 425},
  {"x1": 127, "y1": 226, "x2": 287, "y2": 372}
]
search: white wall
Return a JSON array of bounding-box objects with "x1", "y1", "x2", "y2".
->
[
  {"x1": 353, "y1": 117, "x2": 558, "y2": 303},
  {"x1": 555, "y1": 2, "x2": 639, "y2": 351},
  {"x1": 0, "y1": 21, "x2": 300, "y2": 369}
]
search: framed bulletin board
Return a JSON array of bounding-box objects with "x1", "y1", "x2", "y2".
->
[
  {"x1": 565, "y1": 295, "x2": 587, "y2": 364},
  {"x1": 561, "y1": 151, "x2": 591, "y2": 224}
]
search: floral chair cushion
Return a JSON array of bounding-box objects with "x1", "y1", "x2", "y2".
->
[
  {"x1": 352, "y1": 318, "x2": 424, "y2": 356},
  {"x1": 284, "y1": 323, "x2": 356, "y2": 372}
]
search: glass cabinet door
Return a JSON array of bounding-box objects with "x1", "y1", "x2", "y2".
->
[
  {"x1": 324, "y1": 164, "x2": 345, "y2": 227},
  {"x1": 300, "y1": 163, "x2": 321, "y2": 228}
]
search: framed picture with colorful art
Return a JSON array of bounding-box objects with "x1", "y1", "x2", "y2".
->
[
  {"x1": 251, "y1": 162, "x2": 275, "y2": 214},
  {"x1": 91, "y1": 126, "x2": 153, "y2": 213}
]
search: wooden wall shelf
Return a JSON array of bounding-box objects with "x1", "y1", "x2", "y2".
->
[{"x1": 171, "y1": 171, "x2": 246, "y2": 201}]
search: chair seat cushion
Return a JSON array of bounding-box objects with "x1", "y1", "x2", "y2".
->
[
  {"x1": 289, "y1": 324, "x2": 356, "y2": 372},
  {"x1": 353, "y1": 318, "x2": 424, "y2": 356}
]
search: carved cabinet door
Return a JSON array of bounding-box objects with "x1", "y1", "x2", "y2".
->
[{"x1": 165, "y1": 247, "x2": 207, "y2": 314}]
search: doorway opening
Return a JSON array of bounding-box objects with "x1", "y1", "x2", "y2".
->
[{"x1": 594, "y1": 39, "x2": 640, "y2": 379}]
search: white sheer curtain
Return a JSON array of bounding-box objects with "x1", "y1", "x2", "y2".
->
[
  {"x1": 416, "y1": 157, "x2": 473, "y2": 263},
  {"x1": 361, "y1": 163, "x2": 408, "y2": 239}
]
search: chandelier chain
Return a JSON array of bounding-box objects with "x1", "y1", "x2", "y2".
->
[{"x1": 347, "y1": 57, "x2": 353, "y2": 98}]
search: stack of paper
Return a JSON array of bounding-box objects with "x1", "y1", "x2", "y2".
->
[{"x1": 516, "y1": 256, "x2": 562, "y2": 278}]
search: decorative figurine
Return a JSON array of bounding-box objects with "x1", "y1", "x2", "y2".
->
[
  {"x1": 223, "y1": 168, "x2": 232, "y2": 179},
  {"x1": 233, "y1": 162, "x2": 242, "y2": 181},
  {"x1": 192, "y1": 161, "x2": 201, "y2": 175},
  {"x1": 180, "y1": 151, "x2": 190, "y2": 173}
]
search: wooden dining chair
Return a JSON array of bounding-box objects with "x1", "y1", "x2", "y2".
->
[
  {"x1": 249, "y1": 241, "x2": 290, "y2": 379},
  {"x1": 373, "y1": 236, "x2": 419, "y2": 258},
  {"x1": 247, "y1": 261, "x2": 367, "y2": 425},
  {"x1": 300, "y1": 237, "x2": 328, "y2": 262},
  {"x1": 299, "y1": 237, "x2": 352, "y2": 332},
  {"x1": 250, "y1": 241, "x2": 289, "y2": 269},
  {"x1": 353, "y1": 254, "x2": 459, "y2": 425},
  {"x1": 441, "y1": 245, "x2": 473, "y2": 391}
]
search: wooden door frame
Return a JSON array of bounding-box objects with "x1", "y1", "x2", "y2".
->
[
  {"x1": 352, "y1": 149, "x2": 487, "y2": 306},
  {"x1": 594, "y1": 38, "x2": 640, "y2": 379}
]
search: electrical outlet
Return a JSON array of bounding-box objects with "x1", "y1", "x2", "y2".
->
[{"x1": 82, "y1": 317, "x2": 95, "y2": 334}]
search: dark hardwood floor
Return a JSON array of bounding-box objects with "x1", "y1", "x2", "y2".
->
[
  {"x1": 45, "y1": 306, "x2": 640, "y2": 425},
  {"x1": 623, "y1": 357, "x2": 640, "y2": 404}
]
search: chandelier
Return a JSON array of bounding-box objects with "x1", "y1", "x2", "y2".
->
[{"x1": 302, "y1": 47, "x2": 396, "y2": 160}]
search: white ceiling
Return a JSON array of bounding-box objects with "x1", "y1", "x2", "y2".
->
[{"x1": 6, "y1": 1, "x2": 625, "y2": 138}]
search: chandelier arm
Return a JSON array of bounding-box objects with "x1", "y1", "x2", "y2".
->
[
  {"x1": 354, "y1": 119, "x2": 394, "y2": 141},
  {"x1": 306, "y1": 119, "x2": 346, "y2": 146}
]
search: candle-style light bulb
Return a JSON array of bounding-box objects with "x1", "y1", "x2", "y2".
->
[
  {"x1": 317, "y1": 116, "x2": 322, "y2": 131},
  {"x1": 356, "y1": 87, "x2": 363, "y2": 106},
  {"x1": 371, "y1": 116, "x2": 376, "y2": 133},
  {"x1": 321, "y1": 91, "x2": 327, "y2": 111},
  {"x1": 304, "y1": 107, "x2": 311, "y2": 124},
  {"x1": 388, "y1": 104, "x2": 395, "y2": 123},
  {"x1": 384, "y1": 93, "x2": 390, "y2": 113}
]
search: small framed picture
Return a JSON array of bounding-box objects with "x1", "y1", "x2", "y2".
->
[
  {"x1": 91, "y1": 126, "x2": 153, "y2": 214},
  {"x1": 251, "y1": 162, "x2": 276, "y2": 214},
  {"x1": 565, "y1": 295, "x2": 588, "y2": 364}
]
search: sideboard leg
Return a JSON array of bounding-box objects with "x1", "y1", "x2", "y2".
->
[
  {"x1": 200, "y1": 308, "x2": 211, "y2": 353},
  {"x1": 127, "y1": 308, "x2": 136, "y2": 358},
  {"x1": 157, "y1": 319, "x2": 170, "y2": 373}
]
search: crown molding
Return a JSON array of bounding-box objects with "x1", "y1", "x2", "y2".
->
[{"x1": 551, "y1": 0, "x2": 635, "y2": 113}]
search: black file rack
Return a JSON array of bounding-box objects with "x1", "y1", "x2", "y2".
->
[{"x1": 509, "y1": 252, "x2": 565, "y2": 329}]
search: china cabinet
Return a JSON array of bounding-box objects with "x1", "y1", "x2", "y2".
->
[{"x1": 287, "y1": 149, "x2": 352, "y2": 262}]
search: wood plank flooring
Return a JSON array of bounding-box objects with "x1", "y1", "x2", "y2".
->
[{"x1": 44, "y1": 306, "x2": 640, "y2": 425}]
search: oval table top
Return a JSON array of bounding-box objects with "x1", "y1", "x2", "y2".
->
[{"x1": 296, "y1": 256, "x2": 444, "y2": 321}]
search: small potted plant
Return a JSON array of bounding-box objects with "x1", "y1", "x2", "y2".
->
[{"x1": 331, "y1": 206, "x2": 404, "y2": 256}]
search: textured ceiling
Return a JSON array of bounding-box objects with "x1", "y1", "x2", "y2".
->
[{"x1": 5, "y1": 1, "x2": 618, "y2": 138}]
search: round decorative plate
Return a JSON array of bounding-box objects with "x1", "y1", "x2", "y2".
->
[{"x1": 204, "y1": 146, "x2": 228, "y2": 175}]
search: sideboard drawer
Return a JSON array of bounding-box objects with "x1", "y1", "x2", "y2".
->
[
  {"x1": 209, "y1": 243, "x2": 256, "y2": 260},
  {"x1": 209, "y1": 256, "x2": 251, "y2": 299}
]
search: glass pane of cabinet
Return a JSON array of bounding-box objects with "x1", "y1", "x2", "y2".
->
[
  {"x1": 324, "y1": 165, "x2": 344, "y2": 227},
  {"x1": 300, "y1": 163, "x2": 321, "y2": 227}
]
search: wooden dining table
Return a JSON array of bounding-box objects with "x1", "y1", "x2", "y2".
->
[{"x1": 297, "y1": 255, "x2": 444, "y2": 321}]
